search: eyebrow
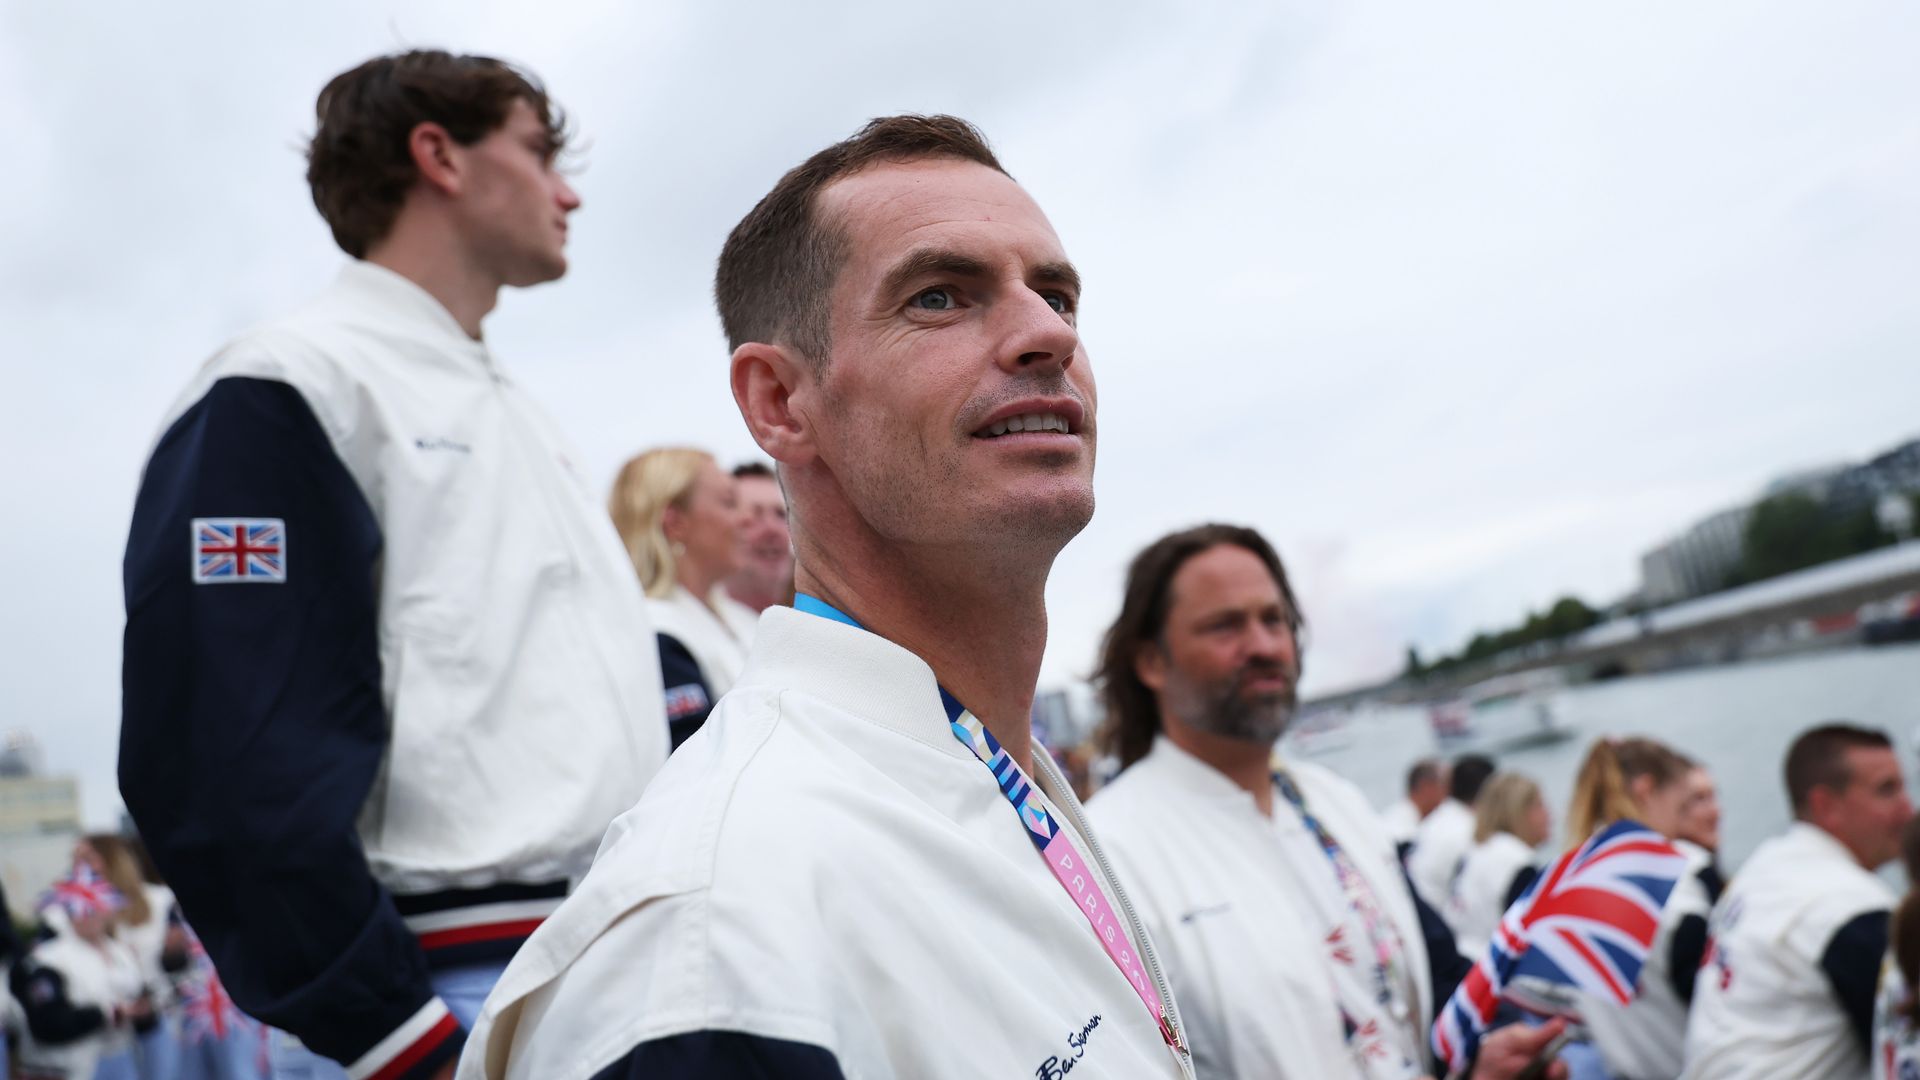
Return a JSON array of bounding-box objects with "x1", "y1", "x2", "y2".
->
[{"x1": 876, "y1": 248, "x2": 1083, "y2": 302}]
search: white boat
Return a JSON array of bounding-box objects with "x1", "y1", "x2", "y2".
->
[{"x1": 1428, "y1": 669, "x2": 1577, "y2": 752}]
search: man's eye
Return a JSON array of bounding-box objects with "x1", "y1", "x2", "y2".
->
[
  {"x1": 911, "y1": 288, "x2": 956, "y2": 311},
  {"x1": 1043, "y1": 293, "x2": 1075, "y2": 314}
]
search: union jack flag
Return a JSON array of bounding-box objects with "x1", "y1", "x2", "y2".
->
[
  {"x1": 38, "y1": 860, "x2": 124, "y2": 920},
  {"x1": 1431, "y1": 819, "x2": 1688, "y2": 1075},
  {"x1": 192, "y1": 518, "x2": 286, "y2": 583},
  {"x1": 178, "y1": 938, "x2": 252, "y2": 1044}
]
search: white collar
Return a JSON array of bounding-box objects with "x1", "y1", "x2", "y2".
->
[
  {"x1": 331, "y1": 259, "x2": 488, "y2": 356},
  {"x1": 740, "y1": 606, "x2": 971, "y2": 761},
  {"x1": 1138, "y1": 735, "x2": 1272, "y2": 814}
]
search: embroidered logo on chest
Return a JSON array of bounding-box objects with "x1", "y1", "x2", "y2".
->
[{"x1": 1033, "y1": 1014, "x2": 1102, "y2": 1079}]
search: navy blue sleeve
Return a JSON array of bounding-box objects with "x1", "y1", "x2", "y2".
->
[
  {"x1": 658, "y1": 634, "x2": 715, "y2": 751},
  {"x1": 1407, "y1": 867, "x2": 1471, "y2": 1020},
  {"x1": 1502, "y1": 866, "x2": 1540, "y2": 912},
  {"x1": 0, "y1": 879, "x2": 17, "y2": 965},
  {"x1": 119, "y1": 377, "x2": 457, "y2": 1077},
  {"x1": 589, "y1": 1031, "x2": 846, "y2": 1079},
  {"x1": 10, "y1": 960, "x2": 109, "y2": 1044},
  {"x1": 1668, "y1": 912, "x2": 1709, "y2": 1004},
  {"x1": 1821, "y1": 909, "x2": 1888, "y2": 1055}
]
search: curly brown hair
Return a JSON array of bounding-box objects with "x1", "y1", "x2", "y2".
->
[{"x1": 306, "y1": 49, "x2": 570, "y2": 258}]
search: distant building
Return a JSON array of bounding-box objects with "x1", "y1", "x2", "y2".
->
[
  {"x1": 0, "y1": 731, "x2": 82, "y2": 921},
  {"x1": 1641, "y1": 505, "x2": 1752, "y2": 604}
]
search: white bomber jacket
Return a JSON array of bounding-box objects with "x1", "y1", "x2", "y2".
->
[
  {"x1": 121, "y1": 260, "x2": 667, "y2": 1077},
  {"x1": 462, "y1": 605, "x2": 1195, "y2": 1080}
]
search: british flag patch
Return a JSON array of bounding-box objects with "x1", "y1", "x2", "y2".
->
[{"x1": 192, "y1": 518, "x2": 286, "y2": 584}]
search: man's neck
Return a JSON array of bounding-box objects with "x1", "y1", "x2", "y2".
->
[
  {"x1": 1162, "y1": 720, "x2": 1275, "y2": 817},
  {"x1": 795, "y1": 536, "x2": 1049, "y2": 775},
  {"x1": 365, "y1": 231, "x2": 499, "y2": 340}
]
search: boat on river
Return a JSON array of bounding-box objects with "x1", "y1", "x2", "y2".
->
[{"x1": 1428, "y1": 669, "x2": 1577, "y2": 752}]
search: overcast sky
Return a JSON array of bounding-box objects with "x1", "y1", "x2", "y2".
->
[{"x1": 5, "y1": 2, "x2": 1917, "y2": 827}]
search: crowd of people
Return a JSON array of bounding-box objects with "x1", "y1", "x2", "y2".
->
[{"x1": 3, "y1": 43, "x2": 1909, "y2": 1080}]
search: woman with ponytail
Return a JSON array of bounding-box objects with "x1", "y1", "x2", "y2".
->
[
  {"x1": 1561, "y1": 736, "x2": 1719, "y2": 1080},
  {"x1": 1871, "y1": 816, "x2": 1920, "y2": 1077}
]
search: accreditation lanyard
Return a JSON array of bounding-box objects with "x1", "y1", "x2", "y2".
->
[
  {"x1": 792, "y1": 594, "x2": 1178, "y2": 1049},
  {"x1": 1272, "y1": 767, "x2": 1410, "y2": 1021}
]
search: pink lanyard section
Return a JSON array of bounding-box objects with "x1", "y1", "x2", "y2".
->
[{"x1": 949, "y1": 709, "x2": 1179, "y2": 1049}]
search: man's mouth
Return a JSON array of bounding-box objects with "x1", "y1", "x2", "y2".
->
[{"x1": 975, "y1": 411, "x2": 1075, "y2": 438}]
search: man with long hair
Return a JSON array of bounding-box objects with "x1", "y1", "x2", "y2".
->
[
  {"x1": 119, "y1": 50, "x2": 667, "y2": 1080},
  {"x1": 1086, "y1": 523, "x2": 1566, "y2": 1079}
]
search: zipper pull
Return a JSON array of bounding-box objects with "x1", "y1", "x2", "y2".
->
[{"x1": 1159, "y1": 1013, "x2": 1184, "y2": 1052}]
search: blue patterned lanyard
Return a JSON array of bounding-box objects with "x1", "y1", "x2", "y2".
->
[{"x1": 1272, "y1": 768, "x2": 1408, "y2": 1016}]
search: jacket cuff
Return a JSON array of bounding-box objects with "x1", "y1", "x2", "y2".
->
[{"x1": 345, "y1": 997, "x2": 463, "y2": 1080}]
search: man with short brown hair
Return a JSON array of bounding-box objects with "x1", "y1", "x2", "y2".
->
[
  {"x1": 1684, "y1": 723, "x2": 1911, "y2": 1079},
  {"x1": 120, "y1": 50, "x2": 665, "y2": 1080},
  {"x1": 723, "y1": 462, "x2": 792, "y2": 613},
  {"x1": 461, "y1": 115, "x2": 1192, "y2": 1080}
]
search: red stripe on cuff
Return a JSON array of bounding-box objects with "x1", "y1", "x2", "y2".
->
[
  {"x1": 366, "y1": 1012, "x2": 460, "y2": 1080},
  {"x1": 416, "y1": 917, "x2": 547, "y2": 951}
]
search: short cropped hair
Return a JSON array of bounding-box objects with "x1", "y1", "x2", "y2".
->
[
  {"x1": 714, "y1": 115, "x2": 1007, "y2": 368},
  {"x1": 1450, "y1": 754, "x2": 1497, "y2": 804},
  {"x1": 732, "y1": 461, "x2": 775, "y2": 480},
  {"x1": 1095, "y1": 524, "x2": 1304, "y2": 770},
  {"x1": 1407, "y1": 758, "x2": 1443, "y2": 795},
  {"x1": 1786, "y1": 722, "x2": 1893, "y2": 817},
  {"x1": 307, "y1": 49, "x2": 569, "y2": 258}
]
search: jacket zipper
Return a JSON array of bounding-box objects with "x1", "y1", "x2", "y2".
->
[{"x1": 1033, "y1": 750, "x2": 1194, "y2": 1075}]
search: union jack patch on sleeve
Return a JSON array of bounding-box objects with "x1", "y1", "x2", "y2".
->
[{"x1": 191, "y1": 518, "x2": 287, "y2": 584}]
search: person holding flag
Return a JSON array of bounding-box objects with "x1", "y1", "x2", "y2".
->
[
  {"x1": 8, "y1": 863, "x2": 151, "y2": 1079},
  {"x1": 1086, "y1": 523, "x2": 1564, "y2": 1080}
]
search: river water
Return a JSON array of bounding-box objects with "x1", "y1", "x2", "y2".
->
[{"x1": 1297, "y1": 641, "x2": 1920, "y2": 875}]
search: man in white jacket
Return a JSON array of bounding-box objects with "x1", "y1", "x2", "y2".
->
[
  {"x1": 1683, "y1": 722, "x2": 1911, "y2": 1079},
  {"x1": 1086, "y1": 524, "x2": 1565, "y2": 1080},
  {"x1": 120, "y1": 50, "x2": 667, "y2": 1080},
  {"x1": 460, "y1": 115, "x2": 1193, "y2": 1080}
]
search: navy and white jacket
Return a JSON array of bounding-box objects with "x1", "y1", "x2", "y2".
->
[{"x1": 120, "y1": 261, "x2": 668, "y2": 1079}]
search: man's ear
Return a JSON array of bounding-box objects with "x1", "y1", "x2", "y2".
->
[
  {"x1": 1133, "y1": 641, "x2": 1169, "y2": 695},
  {"x1": 407, "y1": 121, "x2": 462, "y2": 197},
  {"x1": 733, "y1": 342, "x2": 817, "y2": 467}
]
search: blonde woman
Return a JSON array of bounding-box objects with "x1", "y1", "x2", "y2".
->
[
  {"x1": 1562, "y1": 737, "x2": 1718, "y2": 1080},
  {"x1": 79, "y1": 835, "x2": 184, "y2": 1080},
  {"x1": 1448, "y1": 772, "x2": 1551, "y2": 958},
  {"x1": 610, "y1": 448, "x2": 755, "y2": 749}
]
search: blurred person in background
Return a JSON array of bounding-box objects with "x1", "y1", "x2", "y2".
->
[
  {"x1": 1685, "y1": 723, "x2": 1911, "y2": 1080},
  {"x1": 1409, "y1": 752, "x2": 1496, "y2": 917},
  {"x1": 80, "y1": 834, "x2": 188, "y2": 1080},
  {"x1": 610, "y1": 447, "x2": 758, "y2": 750},
  {"x1": 1871, "y1": 816, "x2": 1920, "y2": 1078},
  {"x1": 9, "y1": 863, "x2": 150, "y2": 1080},
  {"x1": 118, "y1": 49, "x2": 669, "y2": 1080},
  {"x1": 1674, "y1": 764, "x2": 1726, "y2": 893},
  {"x1": 1380, "y1": 758, "x2": 1449, "y2": 857},
  {"x1": 1558, "y1": 737, "x2": 1717, "y2": 1080},
  {"x1": 725, "y1": 461, "x2": 794, "y2": 613},
  {"x1": 1448, "y1": 772, "x2": 1551, "y2": 959},
  {"x1": 1087, "y1": 523, "x2": 1565, "y2": 1080},
  {"x1": 1, "y1": 876, "x2": 19, "y2": 1076}
]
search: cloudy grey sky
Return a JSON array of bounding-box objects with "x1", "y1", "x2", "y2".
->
[{"x1": 5, "y1": 2, "x2": 1917, "y2": 826}]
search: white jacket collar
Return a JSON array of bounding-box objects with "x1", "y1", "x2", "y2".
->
[
  {"x1": 1783, "y1": 820, "x2": 1869, "y2": 869},
  {"x1": 332, "y1": 260, "x2": 488, "y2": 355},
  {"x1": 1138, "y1": 735, "x2": 1270, "y2": 813},
  {"x1": 741, "y1": 606, "x2": 972, "y2": 761}
]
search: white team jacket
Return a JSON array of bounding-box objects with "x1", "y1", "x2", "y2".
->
[
  {"x1": 13, "y1": 913, "x2": 142, "y2": 1079},
  {"x1": 460, "y1": 606, "x2": 1195, "y2": 1080},
  {"x1": 1683, "y1": 823, "x2": 1893, "y2": 1080},
  {"x1": 1449, "y1": 831, "x2": 1536, "y2": 960},
  {"x1": 1088, "y1": 739, "x2": 1433, "y2": 1080},
  {"x1": 648, "y1": 584, "x2": 758, "y2": 698},
  {"x1": 1409, "y1": 799, "x2": 1476, "y2": 921},
  {"x1": 153, "y1": 261, "x2": 667, "y2": 893}
]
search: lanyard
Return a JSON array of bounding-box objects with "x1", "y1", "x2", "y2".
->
[
  {"x1": 792, "y1": 594, "x2": 1178, "y2": 1048},
  {"x1": 1272, "y1": 768, "x2": 1412, "y2": 1026}
]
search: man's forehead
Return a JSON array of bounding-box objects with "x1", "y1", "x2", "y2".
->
[
  {"x1": 1169, "y1": 546, "x2": 1284, "y2": 612},
  {"x1": 820, "y1": 157, "x2": 1065, "y2": 269}
]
